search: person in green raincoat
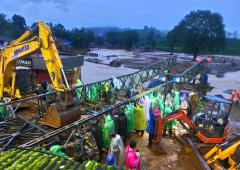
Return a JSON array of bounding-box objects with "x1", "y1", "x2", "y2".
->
[
  {"x1": 159, "y1": 94, "x2": 165, "y2": 113},
  {"x1": 102, "y1": 115, "x2": 115, "y2": 149},
  {"x1": 0, "y1": 100, "x2": 7, "y2": 120},
  {"x1": 149, "y1": 91, "x2": 159, "y2": 109},
  {"x1": 173, "y1": 90, "x2": 180, "y2": 111},
  {"x1": 102, "y1": 82, "x2": 115, "y2": 104},
  {"x1": 87, "y1": 84, "x2": 100, "y2": 101},
  {"x1": 163, "y1": 93, "x2": 175, "y2": 137}
]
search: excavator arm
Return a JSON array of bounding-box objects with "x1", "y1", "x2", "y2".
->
[
  {"x1": 154, "y1": 109, "x2": 195, "y2": 143},
  {"x1": 204, "y1": 135, "x2": 240, "y2": 169},
  {"x1": 0, "y1": 21, "x2": 69, "y2": 99}
]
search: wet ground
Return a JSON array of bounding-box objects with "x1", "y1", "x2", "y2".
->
[{"x1": 131, "y1": 133, "x2": 204, "y2": 170}]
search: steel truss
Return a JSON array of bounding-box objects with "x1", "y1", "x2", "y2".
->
[
  {"x1": 0, "y1": 116, "x2": 47, "y2": 150},
  {"x1": 0, "y1": 56, "x2": 209, "y2": 150}
]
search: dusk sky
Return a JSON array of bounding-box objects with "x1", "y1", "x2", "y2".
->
[{"x1": 1, "y1": 0, "x2": 239, "y2": 32}]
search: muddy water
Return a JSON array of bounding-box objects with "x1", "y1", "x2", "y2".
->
[
  {"x1": 208, "y1": 71, "x2": 240, "y2": 99},
  {"x1": 81, "y1": 61, "x2": 136, "y2": 83}
]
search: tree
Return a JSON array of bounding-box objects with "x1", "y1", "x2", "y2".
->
[
  {"x1": 232, "y1": 30, "x2": 239, "y2": 39},
  {"x1": 121, "y1": 30, "x2": 139, "y2": 49},
  {"x1": 69, "y1": 28, "x2": 95, "y2": 48},
  {"x1": 0, "y1": 14, "x2": 8, "y2": 35},
  {"x1": 11, "y1": 14, "x2": 27, "y2": 38},
  {"x1": 167, "y1": 10, "x2": 225, "y2": 60},
  {"x1": 105, "y1": 32, "x2": 121, "y2": 47},
  {"x1": 146, "y1": 30, "x2": 156, "y2": 48},
  {"x1": 94, "y1": 36, "x2": 105, "y2": 46},
  {"x1": 51, "y1": 23, "x2": 67, "y2": 40}
]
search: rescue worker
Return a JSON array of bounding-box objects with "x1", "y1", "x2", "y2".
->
[
  {"x1": 0, "y1": 100, "x2": 8, "y2": 120},
  {"x1": 188, "y1": 92, "x2": 198, "y2": 118},
  {"x1": 63, "y1": 127, "x2": 85, "y2": 162},
  {"x1": 163, "y1": 93, "x2": 175, "y2": 138},
  {"x1": 146, "y1": 108, "x2": 156, "y2": 147},
  {"x1": 108, "y1": 131, "x2": 125, "y2": 168},
  {"x1": 35, "y1": 80, "x2": 54, "y2": 103}
]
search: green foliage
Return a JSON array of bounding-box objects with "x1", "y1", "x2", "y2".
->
[
  {"x1": 105, "y1": 30, "x2": 139, "y2": 49},
  {"x1": 167, "y1": 10, "x2": 226, "y2": 58},
  {"x1": 69, "y1": 28, "x2": 95, "y2": 48},
  {"x1": 11, "y1": 14, "x2": 27, "y2": 38},
  {"x1": 0, "y1": 12, "x2": 239, "y2": 55},
  {"x1": 0, "y1": 13, "x2": 27, "y2": 39},
  {"x1": 121, "y1": 30, "x2": 139, "y2": 49}
]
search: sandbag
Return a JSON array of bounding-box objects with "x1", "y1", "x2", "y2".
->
[
  {"x1": 102, "y1": 115, "x2": 115, "y2": 149},
  {"x1": 134, "y1": 104, "x2": 146, "y2": 130},
  {"x1": 124, "y1": 103, "x2": 135, "y2": 133}
]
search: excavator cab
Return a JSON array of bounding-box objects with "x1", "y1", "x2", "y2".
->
[{"x1": 193, "y1": 95, "x2": 232, "y2": 143}]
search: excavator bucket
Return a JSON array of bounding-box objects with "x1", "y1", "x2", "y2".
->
[{"x1": 40, "y1": 103, "x2": 81, "y2": 128}]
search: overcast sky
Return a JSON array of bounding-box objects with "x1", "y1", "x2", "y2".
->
[{"x1": 1, "y1": 0, "x2": 239, "y2": 32}]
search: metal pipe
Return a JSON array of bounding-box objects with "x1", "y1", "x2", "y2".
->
[
  {"x1": 186, "y1": 138, "x2": 211, "y2": 170},
  {"x1": 61, "y1": 68, "x2": 70, "y2": 90}
]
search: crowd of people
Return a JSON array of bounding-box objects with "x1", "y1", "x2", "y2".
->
[{"x1": 103, "y1": 89, "x2": 193, "y2": 169}]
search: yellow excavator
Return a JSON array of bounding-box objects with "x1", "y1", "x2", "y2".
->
[
  {"x1": 0, "y1": 21, "x2": 81, "y2": 128},
  {"x1": 204, "y1": 135, "x2": 240, "y2": 170}
]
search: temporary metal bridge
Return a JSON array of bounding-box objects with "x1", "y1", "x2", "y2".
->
[{"x1": 0, "y1": 55, "x2": 208, "y2": 150}]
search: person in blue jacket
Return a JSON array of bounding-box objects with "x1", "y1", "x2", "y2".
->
[{"x1": 146, "y1": 108, "x2": 156, "y2": 147}]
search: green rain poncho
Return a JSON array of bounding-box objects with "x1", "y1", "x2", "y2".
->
[
  {"x1": 124, "y1": 103, "x2": 135, "y2": 133},
  {"x1": 87, "y1": 84, "x2": 100, "y2": 101},
  {"x1": 103, "y1": 82, "x2": 110, "y2": 93},
  {"x1": 173, "y1": 91, "x2": 180, "y2": 111},
  {"x1": 0, "y1": 101, "x2": 7, "y2": 119},
  {"x1": 134, "y1": 104, "x2": 146, "y2": 130},
  {"x1": 50, "y1": 145, "x2": 68, "y2": 158},
  {"x1": 149, "y1": 93, "x2": 158, "y2": 109},
  {"x1": 163, "y1": 94, "x2": 175, "y2": 129},
  {"x1": 102, "y1": 115, "x2": 115, "y2": 149},
  {"x1": 159, "y1": 95, "x2": 165, "y2": 113},
  {"x1": 75, "y1": 79, "x2": 83, "y2": 101}
]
